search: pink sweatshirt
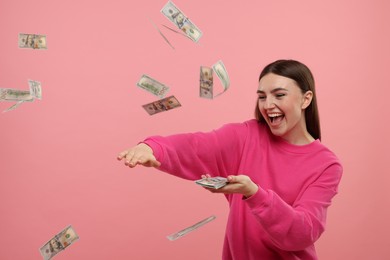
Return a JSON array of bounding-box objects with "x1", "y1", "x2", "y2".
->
[{"x1": 144, "y1": 119, "x2": 342, "y2": 259}]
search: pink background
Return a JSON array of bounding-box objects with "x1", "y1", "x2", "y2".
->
[{"x1": 1, "y1": 0, "x2": 389, "y2": 259}]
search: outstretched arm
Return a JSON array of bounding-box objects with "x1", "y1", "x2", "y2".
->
[
  {"x1": 117, "y1": 143, "x2": 161, "y2": 168},
  {"x1": 117, "y1": 122, "x2": 248, "y2": 181}
]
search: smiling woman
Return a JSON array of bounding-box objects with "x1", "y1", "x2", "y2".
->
[
  {"x1": 257, "y1": 79, "x2": 311, "y2": 143},
  {"x1": 117, "y1": 59, "x2": 343, "y2": 260},
  {"x1": 255, "y1": 59, "x2": 320, "y2": 144}
]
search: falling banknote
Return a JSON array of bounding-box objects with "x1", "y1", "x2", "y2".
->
[
  {"x1": 39, "y1": 225, "x2": 79, "y2": 260},
  {"x1": 0, "y1": 88, "x2": 34, "y2": 102},
  {"x1": 28, "y1": 80, "x2": 43, "y2": 99},
  {"x1": 2, "y1": 100, "x2": 25, "y2": 113},
  {"x1": 200, "y1": 60, "x2": 230, "y2": 99},
  {"x1": 149, "y1": 17, "x2": 175, "y2": 50},
  {"x1": 199, "y1": 66, "x2": 213, "y2": 99},
  {"x1": 0, "y1": 80, "x2": 42, "y2": 113},
  {"x1": 142, "y1": 95, "x2": 181, "y2": 115},
  {"x1": 167, "y1": 215, "x2": 216, "y2": 241},
  {"x1": 137, "y1": 74, "x2": 170, "y2": 98},
  {"x1": 161, "y1": 1, "x2": 202, "y2": 43},
  {"x1": 213, "y1": 60, "x2": 230, "y2": 92},
  {"x1": 18, "y1": 33, "x2": 47, "y2": 49}
]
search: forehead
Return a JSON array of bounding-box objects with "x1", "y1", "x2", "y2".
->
[{"x1": 257, "y1": 73, "x2": 298, "y2": 92}]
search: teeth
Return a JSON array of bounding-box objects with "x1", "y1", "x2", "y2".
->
[{"x1": 268, "y1": 113, "x2": 283, "y2": 118}]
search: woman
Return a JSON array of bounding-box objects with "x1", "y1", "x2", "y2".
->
[{"x1": 117, "y1": 59, "x2": 343, "y2": 259}]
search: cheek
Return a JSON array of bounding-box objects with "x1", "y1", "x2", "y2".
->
[
  {"x1": 258, "y1": 102, "x2": 267, "y2": 116},
  {"x1": 257, "y1": 101, "x2": 262, "y2": 111}
]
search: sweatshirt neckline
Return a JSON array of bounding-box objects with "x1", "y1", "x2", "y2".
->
[
  {"x1": 273, "y1": 136, "x2": 321, "y2": 153},
  {"x1": 259, "y1": 123, "x2": 321, "y2": 153}
]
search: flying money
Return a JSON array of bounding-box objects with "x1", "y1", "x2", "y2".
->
[
  {"x1": 199, "y1": 60, "x2": 230, "y2": 99},
  {"x1": 18, "y1": 33, "x2": 47, "y2": 49},
  {"x1": 161, "y1": 1, "x2": 202, "y2": 43},
  {"x1": 212, "y1": 60, "x2": 230, "y2": 92},
  {"x1": 0, "y1": 88, "x2": 33, "y2": 113},
  {"x1": 142, "y1": 95, "x2": 181, "y2": 115},
  {"x1": 199, "y1": 66, "x2": 213, "y2": 99},
  {"x1": 137, "y1": 74, "x2": 170, "y2": 98},
  {"x1": 2, "y1": 101, "x2": 25, "y2": 113},
  {"x1": 167, "y1": 215, "x2": 216, "y2": 241},
  {"x1": 28, "y1": 80, "x2": 42, "y2": 99},
  {"x1": 1, "y1": 80, "x2": 42, "y2": 112},
  {"x1": 148, "y1": 18, "x2": 175, "y2": 50},
  {"x1": 0, "y1": 88, "x2": 34, "y2": 102},
  {"x1": 39, "y1": 225, "x2": 79, "y2": 260}
]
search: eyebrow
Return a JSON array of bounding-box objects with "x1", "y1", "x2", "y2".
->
[{"x1": 257, "y1": 87, "x2": 288, "y2": 94}]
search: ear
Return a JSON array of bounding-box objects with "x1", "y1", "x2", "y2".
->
[{"x1": 301, "y1": 91, "x2": 313, "y2": 109}]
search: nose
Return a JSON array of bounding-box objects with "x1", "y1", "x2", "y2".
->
[{"x1": 263, "y1": 97, "x2": 275, "y2": 109}]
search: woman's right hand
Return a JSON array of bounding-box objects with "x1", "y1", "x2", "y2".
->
[{"x1": 117, "y1": 143, "x2": 161, "y2": 168}]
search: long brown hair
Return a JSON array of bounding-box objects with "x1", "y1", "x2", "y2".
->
[{"x1": 254, "y1": 59, "x2": 321, "y2": 140}]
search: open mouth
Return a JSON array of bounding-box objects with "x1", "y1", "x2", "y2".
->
[{"x1": 268, "y1": 113, "x2": 284, "y2": 124}]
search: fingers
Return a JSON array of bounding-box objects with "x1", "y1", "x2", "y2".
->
[
  {"x1": 227, "y1": 175, "x2": 236, "y2": 183},
  {"x1": 117, "y1": 148, "x2": 139, "y2": 167},
  {"x1": 135, "y1": 156, "x2": 161, "y2": 168},
  {"x1": 117, "y1": 150, "x2": 129, "y2": 160},
  {"x1": 150, "y1": 159, "x2": 161, "y2": 167},
  {"x1": 117, "y1": 148, "x2": 161, "y2": 168},
  {"x1": 227, "y1": 175, "x2": 249, "y2": 183}
]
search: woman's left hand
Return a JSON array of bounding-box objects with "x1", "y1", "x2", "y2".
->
[{"x1": 201, "y1": 174, "x2": 259, "y2": 198}]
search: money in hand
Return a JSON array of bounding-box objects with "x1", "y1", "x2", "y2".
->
[
  {"x1": 199, "y1": 66, "x2": 213, "y2": 99},
  {"x1": 39, "y1": 225, "x2": 79, "y2": 260},
  {"x1": 18, "y1": 33, "x2": 47, "y2": 49},
  {"x1": 142, "y1": 95, "x2": 181, "y2": 115},
  {"x1": 137, "y1": 74, "x2": 170, "y2": 98},
  {"x1": 195, "y1": 176, "x2": 228, "y2": 189},
  {"x1": 167, "y1": 215, "x2": 216, "y2": 241},
  {"x1": 161, "y1": 1, "x2": 202, "y2": 43}
]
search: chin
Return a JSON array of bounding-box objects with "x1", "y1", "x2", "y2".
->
[{"x1": 268, "y1": 126, "x2": 287, "y2": 138}]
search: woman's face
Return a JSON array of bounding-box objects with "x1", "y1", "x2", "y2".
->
[{"x1": 257, "y1": 73, "x2": 313, "y2": 144}]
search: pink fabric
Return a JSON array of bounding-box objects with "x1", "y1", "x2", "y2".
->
[{"x1": 144, "y1": 119, "x2": 342, "y2": 260}]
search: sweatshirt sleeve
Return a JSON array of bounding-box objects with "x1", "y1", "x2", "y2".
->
[
  {"x1": 142, "y1": 122, "x2": 247, "y2": 180},
  {"x1": 245, "y1": 162, "x2": 343, "y2": 251}
]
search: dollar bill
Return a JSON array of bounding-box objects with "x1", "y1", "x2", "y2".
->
[
  {"x1": 137, "y1": 74, "x2": 170, "y2": 98},
  {"x1": 199, "y1": 60, "x2": 230, "y2": 99},
  {"x1": 212, "y1": 60, "x2": 230, "y2": 96},
  {"x1": 148, "y1": 18, "x2": 175, "y2": 50},
  {"x1": 161, "y1": 1, "x2": 202, "y2": 43},
  {"x1": 0, "y1": 88, "x2": 34, "y2": 102},
  {"x1": 28, "y1": 80, "x2": 42, "y2": 99},
  {"x1": 167, "y1": 215, "x2": 216, "y2": 241},
  {"x1": 2, "y1": 100, "x2": 25, "y2": 113},
  {"x1": 199, "y1": 66, "x2": 213, "y2": 99},
  {"x1": 160, "y1": 24, "x2": 193, "y2": 41},
  {"x1": 18, "y1": 33, "x2": 47, "y2": 49},
  {"x1": 195, "y1": 176, "x2": 228, "y2": 189},
  {"x1": 142, "y1": 95, "x2": 181, "y2": 115},
  {"x1": 1, "y1": 80, "x2": 42, "y2": 112},
  {"x1": 39, "y1": 225, "x2": 79, "y2": 260}
]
